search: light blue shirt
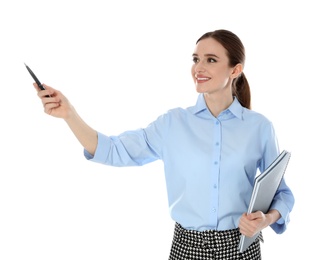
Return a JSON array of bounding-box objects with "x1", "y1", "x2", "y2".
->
[{"x1": 85, "y1": 94, "x2": 294, "y2": 233}]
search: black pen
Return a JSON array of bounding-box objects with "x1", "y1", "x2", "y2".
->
[
  {"x1": 24, "y1": 63, "x2": 45, "y2": 90},
  {"x1": 25, "y1": 63, "x2": 51, "y2": 97}
]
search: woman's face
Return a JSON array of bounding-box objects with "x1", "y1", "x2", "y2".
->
[{"x1": 191, "y1": 37, "x2": 237, "y2": 96}]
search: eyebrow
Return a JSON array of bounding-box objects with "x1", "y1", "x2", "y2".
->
[{"x1": 192, "y1": 53, "x2": 220, "y2": 59}]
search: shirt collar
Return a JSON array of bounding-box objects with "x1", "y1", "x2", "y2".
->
[{"x1": 190, "y1": 93, "x2": 244, "y2": 120}]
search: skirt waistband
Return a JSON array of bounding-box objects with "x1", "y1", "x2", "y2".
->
[{"x1": 173, "y1": 223, "x2": 241, "y2": 249}]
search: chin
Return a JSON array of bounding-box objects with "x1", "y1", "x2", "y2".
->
[{"x1": 195, "y1": 87, "x2": 205, "y2": 94}]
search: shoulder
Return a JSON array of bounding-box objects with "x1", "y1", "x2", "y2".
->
[
  {"x1": 156, "y1": 107, "x2": 191, "y2": 123},
  {"x1": 243, "y1": 107, "x2": 273, "y2": 125},
  {"x1": 240, "y1": 108, "x2": 277, "y2": 137}
]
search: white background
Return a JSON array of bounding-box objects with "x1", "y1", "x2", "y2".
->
[{"x1": 0, "y1": 0, "x2": 326, "y2": 259}]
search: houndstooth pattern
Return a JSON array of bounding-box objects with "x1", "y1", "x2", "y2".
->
[{"x1": 168, "y1": 223, "x2": 262, "y2": 260}]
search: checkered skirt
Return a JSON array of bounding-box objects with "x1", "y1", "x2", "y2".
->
[{"x1": 168, "y1": 223, "x2": 262, "y2": 260}]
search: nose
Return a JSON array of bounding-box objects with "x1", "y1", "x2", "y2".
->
[{"x1": 194, "y1": 60, "x2": 206, "y2": 73}]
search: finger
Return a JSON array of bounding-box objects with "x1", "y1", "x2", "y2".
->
[
  {"x1": 246, "y1": 212, "x2": 258, "y2": 221},
  {"x1": 44, "y1": 102, "x2": 60, "y2": 115},
  {"x1": 249, "y1": 211, "x2": 265, "y2": 221},
  {"x1": 33, "y1": 82, "x2": 40, "y2": 92},
  {"x1": 42, "y1": 84, "x2": 50, "y2": 90}
]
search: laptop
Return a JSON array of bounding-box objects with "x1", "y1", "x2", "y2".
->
[{"x1": 238, "y1": 150, "x2": 291, "y2": 253}]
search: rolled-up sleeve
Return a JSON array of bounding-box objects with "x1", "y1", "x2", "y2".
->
[{"x1": 84, "y1": 129, "x2": 160, "y2": 167}]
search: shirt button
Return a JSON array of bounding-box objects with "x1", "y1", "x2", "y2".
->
[
  {"x1": 216, "y1": 121, "x2": 219, "y2": 125},
  {"x1": 213, "y1": 184, "x2": 217, "y2": 189},
  {"x1": 215, "y1": 142, "x2": 219, "y2": 146},
  {"x1": 214, "y1": 161, "x2": 218, "y2": 165},
  {"x1": 212, "y1": 208, "x2": 216, "y2": 212}
]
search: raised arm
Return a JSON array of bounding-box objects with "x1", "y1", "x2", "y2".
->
[{"x1": 34, "y1": 83, "x2": 98, "y2": 155}]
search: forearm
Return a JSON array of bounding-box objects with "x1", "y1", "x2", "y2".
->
[
  {"x1": 65, "y1": 108, "x2": 98, "y2": 156},
  {"x1": 265, "y1": 209, "x2": 281, "y2": 227}
]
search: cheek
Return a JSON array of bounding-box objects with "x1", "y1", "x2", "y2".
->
[{"x1": 191, "y1": 65, "x2": 195, "y2": 77}]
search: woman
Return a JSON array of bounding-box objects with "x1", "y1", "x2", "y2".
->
[{"x1": 34, "y1": 29, "x2": 294, "y2": 259}]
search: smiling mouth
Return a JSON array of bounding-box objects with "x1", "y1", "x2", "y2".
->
[{"x1": 196, "y1": 77, "x2": 210, "y2": 83}]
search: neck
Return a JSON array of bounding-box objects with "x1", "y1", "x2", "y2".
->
[{"x1": 204, "y1": 93, "x2": 233, "y2": 117}]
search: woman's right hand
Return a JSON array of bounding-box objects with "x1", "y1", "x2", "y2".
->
[
  {"x1": 33, "y1": 83, "x2": 98, "y2": 155},
  {"x1": 33, "y1": 83, "x2": 75, "y2": 120}
]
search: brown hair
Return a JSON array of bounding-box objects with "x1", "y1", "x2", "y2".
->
[{"x1": 196, "y1": 29, "x2": 251, "y2": 109}]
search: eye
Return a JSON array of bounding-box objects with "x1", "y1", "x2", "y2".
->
[
  {"x1": 207, "y1": 57, "x2": 217, "y2": 63},
  {"x1": 192, "y1": 56, "x2": 199, "y2": 63}
]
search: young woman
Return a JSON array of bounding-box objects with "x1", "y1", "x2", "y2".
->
[{"x1": 33, "y1": 29, "x2": 294, "y2": 260}]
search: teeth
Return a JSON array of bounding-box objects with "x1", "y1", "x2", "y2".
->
[{"x1": 197, "y1": 77, "x2": 209, "y2": 80}]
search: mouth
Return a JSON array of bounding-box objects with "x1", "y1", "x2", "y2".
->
[{"x1": 196, "y1": 77, "x2": 210, "y2": 83}]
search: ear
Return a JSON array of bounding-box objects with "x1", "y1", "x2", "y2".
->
[{"x1": 230, "y1": 63, "x2": 243, "y2": 79}]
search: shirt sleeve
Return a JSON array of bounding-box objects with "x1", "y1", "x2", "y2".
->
[
  {"x1": 269, "y1": 177, "x2": 295, "y2": 233},
  {"x1": 83, "y1": 130, "x2": 160, "y2": 167},
  {"x1": 259, "y1": 121, "x2": 295, "y2": 234}
]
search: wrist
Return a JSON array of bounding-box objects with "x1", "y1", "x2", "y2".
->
[{"x1": 266, "y1": 209, "x2": 281, "y2": 226}]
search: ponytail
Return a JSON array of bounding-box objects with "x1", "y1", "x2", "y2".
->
[{"x1": 233, "y1": 72, "x2": 251, "y2": 109}]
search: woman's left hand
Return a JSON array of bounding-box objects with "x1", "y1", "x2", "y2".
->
[
  {"x1": 238, "y1": 211, "x2": 268, "y2": 237},
  {"x1": 238, "y1": 209, "x2": 281, "y2": 237}
]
